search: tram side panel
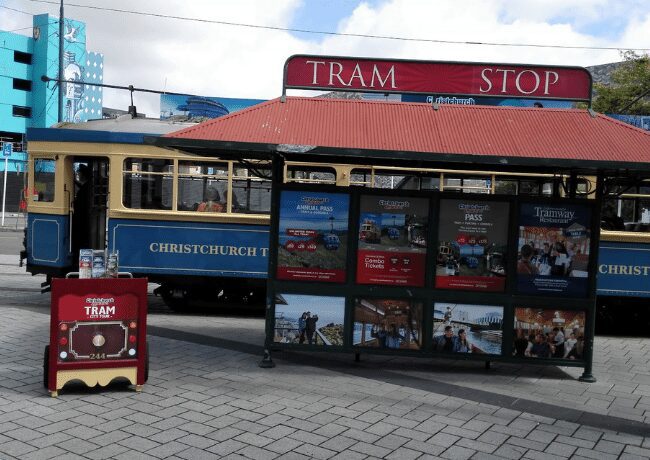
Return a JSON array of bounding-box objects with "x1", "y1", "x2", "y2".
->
[
  {"x1": 597, "y1": 240, "x2": 650, "y2": 298},
  {"x1": 107, "y1": 218, "x2": 269, "y2": 303},
  {"x1": 596, "y1": 238, "x2": 650, "y2": 336},
  {"x1": 26, "y1": 213, "x2": 71, "y2": 273}
]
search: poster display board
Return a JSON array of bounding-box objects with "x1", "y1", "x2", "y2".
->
[
  {"x1": 432, "y1": 303, "x2": 503, "y2": 355},
  {"x1": 512, "y1": 307, "x2": 586, "y2": 360},
  {"x1": 268, "y1": 184, "x2": 595, "y2": 377},
  {"x1": 353, "y1": 298, "x2": 423, "y2": 350},
  {"x1": 273, "y1": 294, "x2": 345, "y2": 346},
  {"x1": 356, "y1": 195, "x2": 429, "y2": 286},
  {"x1": 517, "y1": 203, "x2": 592, "y2": 297},
  {"x1": 435, "y1": 199, "x2": 509, "y2": 292},
  {"x1": 277, "y1": 191, "x2": 350, "y2": 282}
]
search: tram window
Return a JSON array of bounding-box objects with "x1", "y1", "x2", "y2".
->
[
  {"x1": 33, "y1": 159, "x2": 56, "y2": 202},
  {"x1": 177, "y1": 161, "x2": 228, "y2": 212},
  {"x1": 373, "y1": 173, "x2": 406, "y2": 189},
  {"x1": 444, "y1": 177, "x2": 490, "y2": 193},
  {"x1": 232, "y1": 165, "x2": 272, "y2": 214},
  {"x1": 350, "y1": 168, "x2": 372, "y2": 187},
  {"x1": 122, "y1": 158, "x2": 173, "y2": 210},
  {"x1": 495, "y1": 179, "x2": 517, "y2": 195},
  {"x1": 518, "y1": 180, "x2": 540, "y2": 195},
  {"x1": 420, "y1": 176, "x2": 441, "y2": 190},
  {"x1": 286, "y1": 165, "x2": 336, "y2": 184}
]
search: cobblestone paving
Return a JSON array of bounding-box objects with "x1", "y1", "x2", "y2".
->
[
  {"x1": 0, "y1": 306, "x2": 649, "y2": 459},
  {"x1": 1, "y1": 254, "x2": 650, "y2": 459}
]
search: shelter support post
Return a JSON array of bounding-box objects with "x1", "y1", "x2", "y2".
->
[
  {"x1": 261, "y1": 153, "x2": 284, "y2": 368},
  {"x1": 579, "y1": 174, "x2": 603, "y2": 383}
]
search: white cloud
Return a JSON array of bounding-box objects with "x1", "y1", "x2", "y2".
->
[{"x1": 2, "y1": 0, "x2": 649, "y2": 117}]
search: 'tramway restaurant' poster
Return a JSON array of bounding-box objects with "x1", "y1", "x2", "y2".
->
[
  {"x1": 435, "y1": 199, "x2": 509, "y2": 292},
  {"x1": 517, "y1": 203, "x2": 591, "y2": 297},
  {"x1": 356, "y1": 195, "x2": 429, "y2": 286},
  {"x1": 277, "y1": 191, "x2": 349, "y2": 282}
]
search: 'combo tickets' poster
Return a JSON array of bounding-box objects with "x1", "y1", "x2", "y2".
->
[
  {"x1": 277, "y1": 191, "x2": 349, "y2": 282},
  {"x1": 356, "y1": 196, "x2": 429, "y2": 286},
  {"x1": 435, "y1": 199, "x2": 509, "y2": 292},
  {"x1": 517, "y1": 203, "x2": 591, "y2": 297}
]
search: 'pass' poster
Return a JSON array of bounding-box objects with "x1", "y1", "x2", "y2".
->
[
  {"x1": 435, "y1": 199, "x2": 509, "y2": 292},
  {"x1": 277, "y1": 191, "x2": 349, "y2": 282},
  {"x1": 356, "y1": 196, "x2": 429, "y2": 286}
]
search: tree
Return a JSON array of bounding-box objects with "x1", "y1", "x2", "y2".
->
[{"x1": 592, "y1": 51, "x2": 650, "y2": 115}]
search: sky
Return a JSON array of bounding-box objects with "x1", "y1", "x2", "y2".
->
[{"x1": 2, "y1": 0, "x2": 650, "y2": 117}]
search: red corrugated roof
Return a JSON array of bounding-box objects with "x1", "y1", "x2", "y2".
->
[{"x1": 166, "y1": 97, "x2": 650, "y2": 165}]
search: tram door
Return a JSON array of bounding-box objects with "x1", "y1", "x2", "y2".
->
[{"x1": 70, "y1": 157, "x2": 109, "y2": 264}]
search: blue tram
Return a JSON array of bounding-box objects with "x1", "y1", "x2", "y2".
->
[
  {"x1": 23, "y1": 120, "x2": 650, "y2": 327},
  {"x1": 23, "y1": 117, "x2": 271, "y2": 308}
]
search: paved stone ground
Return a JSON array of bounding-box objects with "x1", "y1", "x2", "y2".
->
[{"x1": 1, "y1": 255, "x2": 650, "y2": 459}]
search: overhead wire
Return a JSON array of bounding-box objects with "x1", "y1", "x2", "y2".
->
[{"x1": 24, "y1": 0, "x2": 650, "y2": 52}]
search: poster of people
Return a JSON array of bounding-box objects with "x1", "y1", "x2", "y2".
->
[
  {"x1": 432, "y1": 303, "x2": 503, "y2": 355},
  {"x1": 435, "y1": 199, "x2": 509, "y2": 292},
  {"x1": 356, "y1": 196, "x2": 429, "y2": 286},
  {"x1": 277, "y1": 191, "x2": 349, "y2": 282},
  {"x1": 273, "y1": 294, "x2": 345, "y2": 346},
  {"x1": 353, "y1": 298, "x2": 423, "y2": 350},
  {"x1": 517, "y1": 203, "x2": 591, "y2": 297},
  {"x1": 513, "y1": 308, "x2": 586, "y2": 360}
]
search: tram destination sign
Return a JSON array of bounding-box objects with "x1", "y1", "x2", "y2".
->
[{"x1": 284, "y1": 55, "x2": 592, "y2": 102}]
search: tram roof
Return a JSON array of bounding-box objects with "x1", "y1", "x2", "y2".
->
[
  {"x1": 156, "y1": 96, "x2": 650, "y2": 172},
  {"x1": 27, "y1": 115, "x2": 197, "y2": 144}
]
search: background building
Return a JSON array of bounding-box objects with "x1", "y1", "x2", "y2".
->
[{"x1": 0, "y1": 13, "x2": 103, "y2": 211}]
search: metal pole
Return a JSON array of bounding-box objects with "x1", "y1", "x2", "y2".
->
[
  {"x1": 579, "y1": 173, "x2": 603, "y2": 383},
  {"x1": 2, "y1": 157, "x2": 8, "y2": 226},
  {"x1": 58, "y1": 0, "x2": 64, "y2": 123}
]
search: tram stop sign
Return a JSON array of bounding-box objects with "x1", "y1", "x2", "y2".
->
[{"x1": 2, "y1": 142, "x2": 12, "y2": 157}]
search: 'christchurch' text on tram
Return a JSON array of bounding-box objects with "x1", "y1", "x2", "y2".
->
[{"x1": 149, "y1": 243, "x2": 268, "y2": 257}]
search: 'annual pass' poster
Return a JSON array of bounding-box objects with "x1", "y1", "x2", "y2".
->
[
  {"x1": 277, "y1": 191, "x2": 349, "y2": 282},
  {"x1": 435, "y1": 199, "x2": 509, "y2": 292},
  {"x1": 517, "y1": 203, "x2": 591, "y2": 297},
  {"x1": 356, "y1": 195, "x2": 429, "y2": 286}
]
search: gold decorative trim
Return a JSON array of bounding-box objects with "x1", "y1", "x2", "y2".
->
[{"x1": 56, "y1": 367, "x2": 138, "y2": 391}]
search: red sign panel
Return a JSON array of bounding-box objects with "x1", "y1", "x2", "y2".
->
[
  {"x1": 48, "y1": 278, "x2": 148, "y2": 394},
  {"x1": 284, "y1": 55, "x2": 592, "y2": 101}
]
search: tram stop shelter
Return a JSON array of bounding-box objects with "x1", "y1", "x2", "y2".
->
[{"x1": 152, "y1": 88, "x2": 650, "y2": 382}]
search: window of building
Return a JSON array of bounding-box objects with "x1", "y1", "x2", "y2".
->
[
  {"x1": 13, "y1": 78, "x2": 32, "y2": 92},
  {"x1": 13, "y1": 51, "x2": 32, "y2": 65},
  {"x1": 12, "y1": 106, "x2": 32, "y2": 118},
  {"x1": 34, "y1": 159, "x2": 56, "y2": 202},
  {"x1": 122, "y1": 158, "x2": 173, "y2": 210}
]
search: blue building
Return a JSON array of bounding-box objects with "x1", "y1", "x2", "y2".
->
[{"x1": 0, "y1": 13, "x2": 103, "y2": 174}]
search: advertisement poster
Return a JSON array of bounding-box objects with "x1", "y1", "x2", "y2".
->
[
  {"x1": 274, "y1": 294, "x2": 345, "y2": 346},
  {"x1": 277, "y1": 191, "x2": 349, "y2": 282},
  {"x1": 433, "y1": 303, "x2": 503, "y2": 355},
  {"x1": 353, "y1": 298, "x2": 423, "y2": 350},
  {"x1": 517, "y1": 203, "x2": 591, "y2": 297},
  {"x1": 356, "y1": 196, "x2": 429, "y2": 286},
  {"x1": 513, "y1": 308, "x2": 586, "y2": 360},
  {"x1": 435, "y1": 199, "x2": 509, "y2": 292}
]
